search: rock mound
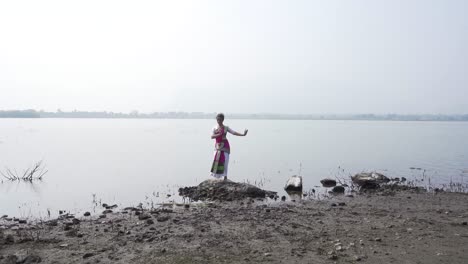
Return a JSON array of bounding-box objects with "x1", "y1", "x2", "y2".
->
[{"x1": 179, "y1": 179, "x2": 277, "y2": 201}]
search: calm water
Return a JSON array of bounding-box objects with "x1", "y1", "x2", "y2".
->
[{"x1": 1, "y1": 119, "x2": 468, "y2": 218}]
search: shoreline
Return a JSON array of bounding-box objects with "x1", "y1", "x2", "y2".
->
[{"x1": 1, "y1": 187, "x2": 468, "y2": 263}]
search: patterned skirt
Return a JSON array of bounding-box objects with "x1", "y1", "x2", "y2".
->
[{"x1": 210, "y1": 150, "x2": 229, "y2": 179}]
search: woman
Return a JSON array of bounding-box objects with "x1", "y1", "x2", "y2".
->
[{"x1": 210, "y1": 113, "x2": 248, "y2": 180}]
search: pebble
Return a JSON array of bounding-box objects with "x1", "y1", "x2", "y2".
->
[
  {"x1": 5, "y1": 234, "x2": 14, "y2": 244},
  {"x1": 83, "y1": 212, "x2": 91, "y2": 217},
  {"x1": 157, "y1": 216, "x2": 170, "y2": 222},
  {"x1": 99, "y1": 214, "x2": 106, "y2": 219},
  {"x1": 47, "y1": 220, "x2": 58, "y2": 227},
  {"x1": 462, "y1": 222, "x2": 467, "y2": 226},
  {"x1": 138, "y1": 214, "x2": 151, "y2": 220},
  {"x1": 21, "y1": 255, "x2": 42, "y2": 263},
  {"x1": 146, "y1": 219, "x2": 155, "y2": 225},
  {"x1": 375, "y1": 238, "x2": 382, "y2": 242},
  {"x1": 83, "y1": 253, "x2": 94, "y2": 259}
]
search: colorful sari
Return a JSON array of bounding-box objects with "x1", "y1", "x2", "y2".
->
[{"x1": 210, "y1": 126, "x2": 231, "y2": 179}]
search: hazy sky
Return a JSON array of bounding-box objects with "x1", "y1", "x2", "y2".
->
[{"x1": 0, "y1": 0, "x2": 467, "y2": 114}]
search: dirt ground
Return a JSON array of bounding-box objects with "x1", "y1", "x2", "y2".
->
[{"x1": 1, "y1": 187, "x2": 468, "y2": 264}]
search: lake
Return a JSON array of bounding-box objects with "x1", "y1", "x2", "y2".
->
[{"x1": 1, "y1": 119, "x2": 468, "y2": 218}]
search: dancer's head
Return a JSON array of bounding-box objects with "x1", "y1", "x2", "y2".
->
[{"x1": 216, "y1": 113, "x2": 224, "y2": 126}]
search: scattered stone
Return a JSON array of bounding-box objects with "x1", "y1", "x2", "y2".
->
[
  {"x1": 1, "y1": 215, "x2": 7, "y2": 218},
  {"x1": 264, "y1": 253, "x2": 271, "y2": 257},
  {"x1": 83, "y1": 253, "x2": 94, "y2": 259},
  {"x1": 46, "y1": 220, "x2": 58, "y2": 227},
  {"x1": 18, "y1": 219, "x2": 27, "y2": 224},
  {"x1": 157, "y1": 216, "x2": 170, "y2": 222},
  {"x1": 99, "y1": 214, "x2": 106, "y2": 219},
  {"x1": 102, "y1": 203, "x2": 109, "y2": 208},
  {"x1": 338, "y1": 202, "x2": 346, "y2": 206},
  {"x1": 60, "y1": 243, "x2": 69, "y2": 248},
  {"x1": 354, "y1": 255, "x2": 362, "y2": 261},
  {"x1": 138, "y1": 214, "x2": 151, "y2": 220},
  {"x1": 84, "y1": 212, "x2": 91, "y2": 217},
  {"x1": 184, "y1": 204, "x2": 190, "y2": 209},
  {"x1": 146, "y1": 219, "x2": 154, "y2": 225},
  {"x1": 103, "y1": 209, "x2": 113, "y2": 214},
  {"x1": 281, "y1": 196, "x2": 286, "y2": 202},
  {"x1": 66, "y1": 229, "x2": 78, "y2": 237},
  {"x1": 320, "y1": 178, "x2": 337, "y2": 188},
  {"x1": 331, "y1": 186, "x2": 345, "y2": 194},
  {"x1": 4, "y1": 234, "x2": 14, "y2": 244},
  {"x1": 2, "y1": 255, "x2": 18, "y2": 263},
  {"x1": 21, "y1": 255, "x2": 42, "y2": 264},
  {"x1": 375, "y1": 237, "x2": 382, "y2": 242}
]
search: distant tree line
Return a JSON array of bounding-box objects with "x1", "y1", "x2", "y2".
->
[
  {"x1": 1, "y1": 109, "x2": 468, "y2": 121},
  {"x1": 0, "y1": 110, "x2": 40, "y2": 118}
]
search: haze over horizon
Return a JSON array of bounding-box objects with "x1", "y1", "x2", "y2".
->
[{"x1": 1, "y1": 0, "x2": 467, "y2": 115}]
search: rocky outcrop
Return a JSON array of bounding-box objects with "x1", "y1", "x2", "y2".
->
[{"x1": 179, "y1": 179, "x2": 277, "y2": 201}]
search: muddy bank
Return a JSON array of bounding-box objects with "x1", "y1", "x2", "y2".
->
[{"x1": 1, "y1": 187, "x2": 468, "y2": 263}]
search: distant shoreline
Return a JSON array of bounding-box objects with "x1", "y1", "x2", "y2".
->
[{"x1": 1, "y1": 110, "x2": 468, "y2": 122}]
